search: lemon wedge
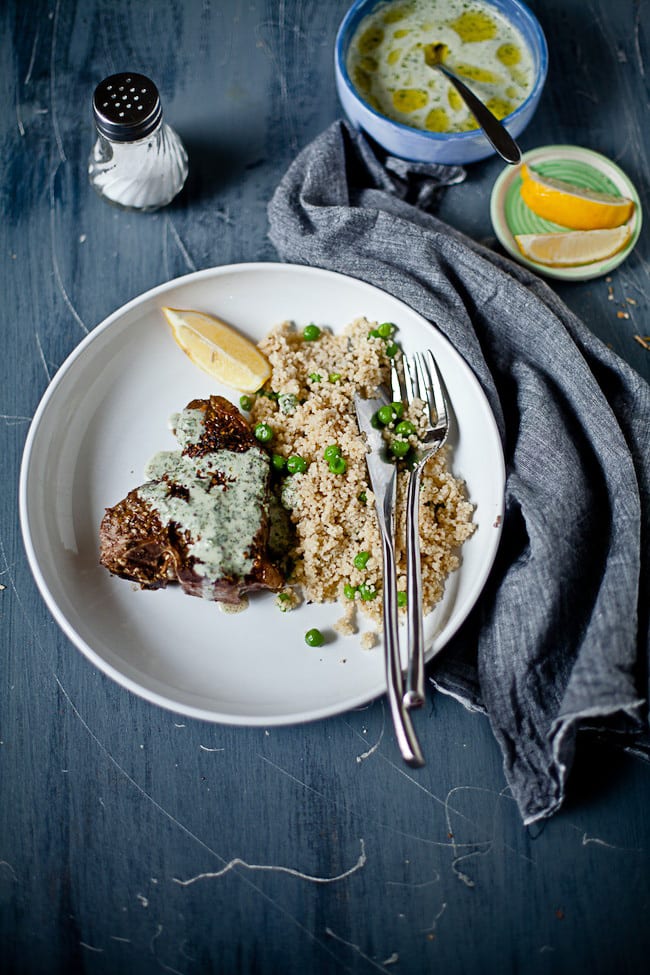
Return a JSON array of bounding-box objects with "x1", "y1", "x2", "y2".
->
[
  {"x1": 514, "y1": 226, "x2": 632, "y2": 267},
  {"x1": 162, "y1": 307, "x2": 271, "y2": 393},
  {"x1": 519, "y1": 164, "x2": 634, "y2": 230}
]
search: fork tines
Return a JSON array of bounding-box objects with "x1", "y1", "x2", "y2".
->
[{"x1": 393, "y1": 350, "x2": 449, "y2": 430}]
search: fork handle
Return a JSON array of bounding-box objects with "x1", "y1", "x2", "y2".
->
[
  {"x1": 379, "y1": 518, "x2": 425, "y2": 767},
  {"x1": 404, "y1": 467, "x2": 426, "y2": 708}
]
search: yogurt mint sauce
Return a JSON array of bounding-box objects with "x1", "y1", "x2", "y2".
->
[{"x1": 346, "y1": 0, "x2": 534, "y2": 134}]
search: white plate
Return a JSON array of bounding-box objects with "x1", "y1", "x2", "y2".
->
[{"x1": 20, "y1": 263, "x2": 504, "y2": 725}]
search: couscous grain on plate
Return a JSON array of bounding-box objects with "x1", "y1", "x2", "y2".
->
[{"x1": 249, "y1": 316, "x2": 475, "y2": 639}]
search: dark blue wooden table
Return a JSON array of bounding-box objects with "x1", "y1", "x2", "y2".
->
[{"x1": 2, "y1": 2, "x2": 649, "y2": 973}]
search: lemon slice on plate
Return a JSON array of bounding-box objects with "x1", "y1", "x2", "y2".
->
[
  {"x1": 514, "y1": 225, "x2": 632, "y2": 267},
  {"x1": 162, "y1": 307, "x2": 271, "y2": 393},
  {"x1": 520, "y1": 164, "x2": 634, "y2": 230}
]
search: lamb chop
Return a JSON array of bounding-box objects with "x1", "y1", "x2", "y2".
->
[{"x1": 99, "y1": 395, "x2": 284, "y2": 604}]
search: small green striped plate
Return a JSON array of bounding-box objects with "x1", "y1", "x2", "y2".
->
[{"x1": 490, "y1": 145, "x2": 642, "y2": 281}]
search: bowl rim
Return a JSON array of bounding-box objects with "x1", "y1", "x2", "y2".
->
[{"x1": 334, "y1": 0, "x2": 549, "y2": 145}]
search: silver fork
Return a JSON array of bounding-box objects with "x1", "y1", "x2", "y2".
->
[
  {"x1": 354, "y1": 387, "x2": 425, "y2": 767},
  {"x1": 393, "y1": 351, "x2": 450, "y2": 709}
]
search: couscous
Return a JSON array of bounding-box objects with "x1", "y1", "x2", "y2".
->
[{"x1": 248, "y1": 316, "x2": 475, "y2": 639}]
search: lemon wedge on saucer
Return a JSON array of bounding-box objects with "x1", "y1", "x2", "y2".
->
[
  {"x1": 514, "y1": 226, "x2": 632, "y2": 267},
  {"x1": 162, "y1": 307, "x2": 271, "y2": 393},
  {"x1": 520, "y1": 164, "x2": 634, "y2": 230}
]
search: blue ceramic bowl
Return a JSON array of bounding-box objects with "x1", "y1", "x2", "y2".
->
[{"x1": 335, "y1": 0, "x2": 548, "y2": 165}]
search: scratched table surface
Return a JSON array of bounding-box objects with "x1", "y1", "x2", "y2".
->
[{"x1": 2, "y1": 1, "x2": 649, "y2": 973}]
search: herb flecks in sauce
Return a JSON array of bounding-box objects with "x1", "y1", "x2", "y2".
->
[
  {"x1": 497, "y1": 41, "x2": 521, "y2": 66},
  {"x1": 424, "y1": 106, "x2": 450, "y2": 131},
  {"x1": 393, "y1": 87, "x2": 429, "y2": 112},
  {"x1": 448, "y1": 9, "x2": 497, "y2": 42},
  {"x1": 485, "y1": 95, "x2": 514, "y2": 120},
  {"x1": 141, "y1": 406, "x2": 270, "y2": 583},
  {"x1": 454, "y1": 62, "x2": 502, "y2": 84},
  {"x1": 358, "y1": 25, "x2": 385, "y2": 53},
  {"x1": 347, "y1": 0, "x2": 533, "y2": 134}
]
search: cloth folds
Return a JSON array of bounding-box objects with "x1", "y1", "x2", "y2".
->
[{"x1": 267, "y1": 120, "x2": 650, "y2": 824}]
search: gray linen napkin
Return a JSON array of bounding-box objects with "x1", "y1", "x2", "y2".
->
[{"x1": 267, "y1": 120, "x2": 650, "y2": 825}]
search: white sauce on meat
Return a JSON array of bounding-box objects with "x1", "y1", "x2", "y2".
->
[{"x1": 139, "y1": 407, "x2": 269, "y2": 582}]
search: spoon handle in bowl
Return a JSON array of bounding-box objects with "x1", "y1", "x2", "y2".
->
[{"x1": 436, "y1": 64, "x2": 521, "y2": 165}]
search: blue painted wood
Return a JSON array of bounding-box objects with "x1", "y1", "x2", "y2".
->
[{"x1": 1, "y1": 1, "x2": 648, "y2": 973}]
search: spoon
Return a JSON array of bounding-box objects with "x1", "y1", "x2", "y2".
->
[{"x1": 423, "y1": 43, "x2": 521, "y2": 165}]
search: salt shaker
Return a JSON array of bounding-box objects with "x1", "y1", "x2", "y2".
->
[{"x1": 88, "y1": 72, "x2": 188, "y2": 212}]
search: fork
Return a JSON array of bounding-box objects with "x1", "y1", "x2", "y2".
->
[
  {"x1": 354, "y1": 387, "x2": 425, "y2": 767},
  {"x1": 393, "y1": 351, "x2": 450, "y2": 709}
]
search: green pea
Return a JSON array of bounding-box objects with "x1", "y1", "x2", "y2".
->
[
  {"x1": 286, "y1": 455, "x2": 307, "y2": 475},
  {"x1": 328, "y1": 456, "x2": 347, "y2": 475},
  {"x1": 254, "y1": 422, "x2": 274, "y2": 443},
  {"x1": 303, "y1": 324, "x2": 321, "y2": 341},
  {"x1": 272, "y1": 453, "x2": 287, "y2": 472},
  {"x1": 368, "y1": 329, "x2": 380, "y2": 339},
  {"x1": 397, "y1": 591, "x2": 407, "y2": 608},
  {"x1": 391, "y1": 401, "x2": 404, "y2": 418},
  {"x1": 323, "y1": 444, "x2": 341, "y2": 462},
  {"x1": 377, "y1": 404, "x2": 395, "y2": 426},
  {"x1": 344, "y1": 583, "x2": 357, "y2": 600},
  {"x1": 377, "y1": 322, "x2": 395, "y2": 338},
  {"x1": 305, "y1": 628, "x2": 324, "y2": 647},
  {"x1": 328, "y1": 372, "x2": 342, "y2": 383},
  {"x1": 357, "y1": 491, "x2": 367, "y2": 504},
  {"x1": 239, "y1": 394, "x2": 253, "y2": 411},
  {"x1": 389, "y1": 438, "x2": 411, "y2": 458},
  {"x1": 308, "y1": 372, "x2": 322, "y2": 383},
  {"x1": 385, "y1": 342, "x2": 399, "y2": 358},
  {"x1": 353, "y1": 551, "x2": 370, "y2": 570},
  {"x1": 395, "y1": 419, "x2": 416, "y2": 437},
  {"x1": 359, "y1": 582, "x2": 378, "y2": 601}
]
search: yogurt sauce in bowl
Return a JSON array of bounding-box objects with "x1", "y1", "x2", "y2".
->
[{"x1": 346, "y1": 0, "x2": 536, "y2": 135}]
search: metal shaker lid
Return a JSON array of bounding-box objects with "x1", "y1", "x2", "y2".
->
[{"x1": 92, "y1": 72, "x2": 163, "y2": 142}]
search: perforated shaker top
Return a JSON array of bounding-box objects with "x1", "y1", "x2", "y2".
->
[{"x1": 92, "y1": 73, "x2": 163, "y2": 142}]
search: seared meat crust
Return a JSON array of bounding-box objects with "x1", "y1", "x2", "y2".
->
[{"x1": 99, "y1": 395, "x2": 283, "y2": 603}]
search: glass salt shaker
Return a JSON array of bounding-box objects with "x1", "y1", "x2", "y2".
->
[{"x1": 88, "y1": 72, "x2": 188, "y2": 212}]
